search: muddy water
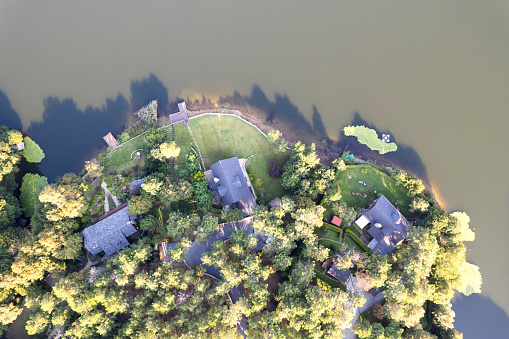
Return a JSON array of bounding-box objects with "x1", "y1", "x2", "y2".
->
[{"x1": 1, "y1": 1, "x2": 509, "y2": 337}]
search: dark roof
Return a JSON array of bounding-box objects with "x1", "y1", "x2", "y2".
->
[
  {"x1": 207, "y1": 157, "x2": 255, "y2": 207},
  {"x1": 327, "y1": 263, "x2": 351, "y2": 284},
  {"x1": 82, "y1": 206, "x2": 137, "y2": 256},
  {"x1": 365, "y1": 195, "x2": 409, "y2": 255},
  {"x1": 131, "y1": 178, "x2": 144, "y2": 190}
]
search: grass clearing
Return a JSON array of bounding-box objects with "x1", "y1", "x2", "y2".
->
[
  {"x1": 105, "y1": 135, "x2": 146, "y2": 174},
  {"x1": 174, "y1": 115, "x2": 289, "y2": 201},
  {"x1": 107, "y1": 195, "x2": 116, "y2": 211},
  {"x1": 324, "y1": 164, "x2": 411, "y2": 219}
]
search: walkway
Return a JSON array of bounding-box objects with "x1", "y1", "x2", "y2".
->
[
  {"x1": 186, "y1": 125, "x2": 205, "y2": 170},
  {"x1": 101, "y1": 179, "x2": 120, "y2": 212}
]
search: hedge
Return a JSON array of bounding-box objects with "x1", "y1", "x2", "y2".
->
[
  {"x1": 345, "y1": 229, "x2": 372, "y2": 255},
  {"x1": 323, "y1": 222, "x2": 343, "y2": 238}
]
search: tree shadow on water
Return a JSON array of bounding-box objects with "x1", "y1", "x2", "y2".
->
[
  {"x1": 339, "y1": 112, "x2": 430, "y2": 185},
  {"x1": 130, "y1": 73, "x2": 169, "y2": 114},
  {"x1": 26, "y1": 95, "x2": 130, "y2": 181},
  {"x1": 453, "y1": 293, "x2": 509, "y2": 338},
  {"x1": 0, "y1": 88, "x2": 22, "y2": 131}
]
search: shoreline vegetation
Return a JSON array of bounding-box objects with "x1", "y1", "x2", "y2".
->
[{"x1": 1, "y1": 97, "x2": 480, "y2": 339}]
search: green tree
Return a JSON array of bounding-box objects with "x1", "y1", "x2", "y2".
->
[
  {"x1": 150, "y1": 142, "x2": 180, "y2": 161},
  {"x1": 0, "y1": 141, "x2": 20, "y2": 182},
  {"x1": 139, "y1": 214, "x2": 158, "y2": 233},
  {"x1": 22, "y1": 136, "x2": 45, "y2": 163},
  {"x1": 84, "y1": 160, "x2": 104, "y2": 178},
  {"x1": 141, "y1": 174, "x2": 164, "y2": 195},
  {"x1": 267, "y1": 130, "x2": 287, "y2": 153},
  {"x1": 409, "y1": 197, "x2": 429, "y2": 213},
  {"x1": 0, "y1": 187, "x2": 21, "y2": 227},
  {"x1": 193, "y1": 180, "x2": 213, "y2": 212},
  {"x1": 195, "y1": 215, "x2": 220, "y2": 243},
  {"x1": 20, "y1": 173, "x2": 48, "y2": 218},
  {"x1": 144, "y1": 127, "x2": 166, "y2": 147},
  {"x1": 38, "y1": 173, "x2": 89, "y2": 221},
  {"x1": 159, "y1": 180, "x2": 194, "y2": 205},
  {"x1": 134, "y1": 100, "x2": 158, "y2": 124},
  {"x1": 128, "y1": 194, "x2": 154, "y2": 215}
]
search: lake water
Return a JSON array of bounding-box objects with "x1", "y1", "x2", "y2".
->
[{"x1": 1, "y1": 1, "x2": 509, "y2": 337}]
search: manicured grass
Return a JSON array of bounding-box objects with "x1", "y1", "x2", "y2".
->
[
  {"x1": 104, "y1": 126, "x2": 174, "y2": 175},
  {"x1": 105, "y1": 135, "x2": 146, "y2": 174},
  {"x1": 107, "y1": 195, "x2": 116, "y2": 211},
  {"x1": 325, "y1": 164, "x2": 412, "y2": 218},
  {"x1": 343, "y1": 234, "x2": 364, "y2": 253},
  {"x1": 174, "y1": 115, "x2": 289, "y2": 201}
]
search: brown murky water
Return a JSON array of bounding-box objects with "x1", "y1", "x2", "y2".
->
[{"x1": 1, "y1": 1, "x2": 508, "y2": 337}]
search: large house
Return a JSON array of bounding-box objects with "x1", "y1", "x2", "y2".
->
[
  {"x1": 355, "y1": 195, "x2": 409, "y2": 255},
  {"x1": 82, "y1": 204, "x2": 137, "y2": 256},
  {"x1": 205, "y1": 157, "x2": 256, "y2": 215}
]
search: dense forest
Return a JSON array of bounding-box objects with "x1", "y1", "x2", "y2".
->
[{"x1": 0, "y1": 110, "x2": 480, "y2": 339}]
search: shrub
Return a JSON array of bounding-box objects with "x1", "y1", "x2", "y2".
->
[
  {"x1": 343, "y1": 125, "x2": 397, "y2": 154},
  {"x1": 323, "y1": 222, "x2": 343, "y2": 238},
  {"x1": 22, "y1": 136, "x2": 45, "y2": 163},
  {"x1": 268, "y1": 164, "x2": 282, "y2": 177},
  {"x1": 119, "y1": 132, "x2": 130, "y2": 144}
]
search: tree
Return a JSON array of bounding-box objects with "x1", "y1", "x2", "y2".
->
[
  {"x1": 128, "y1": 195, "x2": 154, "y2": 215},
  {"x1": 186, "y1": 152, "x2": 201, "y2": 173},
  {"x1": 331, "y1": 201, "x2": 358, "y2": 221},
  {"x1": 84, "y1": 160, "x2": 104, "y2": 178},
  {"x1": 159, "y1": 180, "x2": 194, "y2": 205},
  {"x1": 455, "y1": 262, "x2": 482, "y2": 296},
  {"x1": 22, "y1": 136, "x2": 45, "y2": 163},
  {"x1": 150, "y1": 142, "x2": 180, "y2": 161},
  {"x1": 134, "y1": 100, "x2": 158, "y2": 124},
  {"x1": 144, "y1": 127, "x2": 166, "y2": 147},
  {"x1": 193, "y1": 180, "x2": 213, "y2": 212},
  {"x1": 343, "y1": 125, "x2": 397, "y2": 154},
  {"x1": 195, "y1": 215, "x2": 220, "y2": 243},
  {"x1": 20, "y1": 174, "x2": 48, "y2": 218},
  {"x1": 38, "y1": 173, "x2": 89, "y2": 221},
  {"x1": 409, "y1": 197, "x2": 429, "y2": 213},
  {"x1": 221, "y1": 209, "x2": 243, "y2": 223},
  {"x1": 0, "y1": 141, "x2": 20, "y2": 182},
  {"x1": 139, "y1": 214, "x2": 158, "y2": 233},
  {"x1": 268, "y1": 164, "x2": 282, "y2": 177},
  {"x1": 267, "y1": 130, "x2": 287, "y2": 153},
  {"x1": 333, "y1": 158, "x2": 346, "y2": 171},
  {"x1": 141, "y1": 175, "x2": 164, "y2": 196},
  {"x1": 0, "y1": 187, "x2": 21, "y2": 227},
  {"x1": 448, "y1": 212, "x2": 475, "y2": 242}
]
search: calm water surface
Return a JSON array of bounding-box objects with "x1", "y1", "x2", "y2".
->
[{"x1": 1, "y1": 1, "x2": 509, "y2": 337}]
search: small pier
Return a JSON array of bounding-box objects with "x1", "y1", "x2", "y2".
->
[{"x1": 169, "y1": 101, "x2": 189, "y2": 126}]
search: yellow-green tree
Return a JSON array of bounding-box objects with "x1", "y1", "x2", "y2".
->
[{"x1": 150, "y1": 142, "x2": 180, "y2": 161}]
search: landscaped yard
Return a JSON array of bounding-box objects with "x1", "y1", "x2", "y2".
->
[
  {"x1": 104, "y1": 125, "x2": 174, "y2": 175},
  {"x1": 323, "y1": 164, "x2": 412, "y2": 220},
  {"x1": 174, "y1": 114, "x2": 289, "y2": 201}
]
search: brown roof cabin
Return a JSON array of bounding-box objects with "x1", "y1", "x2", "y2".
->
[{"x1": 103, "y1": 132, "x2": 120, "y2": 149}]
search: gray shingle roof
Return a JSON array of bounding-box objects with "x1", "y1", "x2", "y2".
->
[
  {"x1": 327, "y1": 263, "x2": 351, "y2": 284},
  {"x1": 131, "y1": 179, "x2": 144, "y2": 190},
  {"x1": 82, "y1": 206, "x2": 137, "y2": 256},
  {"x1": 365, "y1": 195, "x2": 409, "y2": 255},
  {"x1": 207, "y1": 157, "x2": 255, "y2": 206}
]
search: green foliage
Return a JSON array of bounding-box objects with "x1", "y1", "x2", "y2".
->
[
  {"x1": 0, "y1": 140, "x2": 20, "y2": 182},
  {"x1": 391, "y1": 169, "x2": 425, "y2": 196},
  {"x1": 0, "y1": 187, "x2": 21, "y2": 227},
  {"x1": 141, "y1": 174, "x2": 164, "y2": 195},
  {"x1": 281, "y1": 141, "x2": 320, "y2": 195},
  {"x1": 267, "y1": 130, "x2": 287, "y2": 153},
  {"x1": 323, "y1": 222, "x2": 343, "y2": 237},
  {"x1": 38, "y1": 173, "x2": 89, "y2": 221},
  {"x1": 195, "y1": 215, "x2": 220, "y2": 243},
  {"x1": 345, "y1": 230, "x2": 372, "y2": 254},
  {"x1": 134, "y1": 100, "x2": 158, "y2": 123},
  {"x1": 119, "y1": 131, "x2": 131, "y2": 144},
  {"x1": 22, "y1": 136, "x2": 45, "y2": 163},
  {"x1": 139, "y1": 214, "x2": 158, "y2": 233},
  {"x1": 128, "y1": 194, "x2": 154, "y2": 215},
  {"x1": 410, "y1": 197, "x2": 430, "y2": 213},
  {"x1": 20, "y1": 173, "x2": 48, "y2": 218},
  {"x1": 221, "y1": 209, "x2": 243, "y2": 223},
  {"x1": 159, "y1": 180, "x2": 194, "y2": 205},
  {"x1": 144, "y1": 127, "x2": 166, "y2": 147},
  {"x1": 192, "y1": 180, "x2": 213, "y2": 212},
  {"x1": 150, "y1": 141, "x2": 180, "y2": 161},
  {"x1": 331, "y1": 201, "x2": 358, "y2": 221},
  {"x1": 343, "y1": 125, "x2": 397, "y2": 154},
  {"x1": 186, "y1": 151, "x2": 202, "y2": 173},
  {"x1": 455, "y1": 262, "x2": 482, "y2": 296}
]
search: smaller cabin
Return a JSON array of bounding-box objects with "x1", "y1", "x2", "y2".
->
[{"x1": 331, "y1": 216, "x2": 342, "y2": 227}]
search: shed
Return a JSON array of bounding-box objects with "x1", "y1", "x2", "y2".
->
[{"x1": 331, "y1": 216, "x2": 342, "y2": 227}]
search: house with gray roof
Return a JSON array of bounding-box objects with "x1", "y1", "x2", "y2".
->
[
  {"x1": 205, "y1": 157, "x2": 256, "y2": 214},
  {"x1": 327, "y1": 262, "x2": 352, "y2": 284},
  {"x1": 82, "y1": 206, "x2": 137, "y2": 256},
  {"x1": 358, "y1": 195, "x2": 409, "y2": 255}
]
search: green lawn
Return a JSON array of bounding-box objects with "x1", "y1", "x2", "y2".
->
[
  {"x1": 104, "y1": 134, "x2": 146, "y2": 174},
  {"x1": 107, "y1": 195, "x2": 116, "y2": 211},
  {"x1": 105, "y1": 126, "x2": 174, "y2": 175},
  {"x1": 174, "y1": 115, "x2": 289, "y2": 201},
  {"x1": 325, "y1": 164, "x2": 412, "y2": 219},
  {"x1": 343, "y1": 234, "x2": 364, "y2": 253}
]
